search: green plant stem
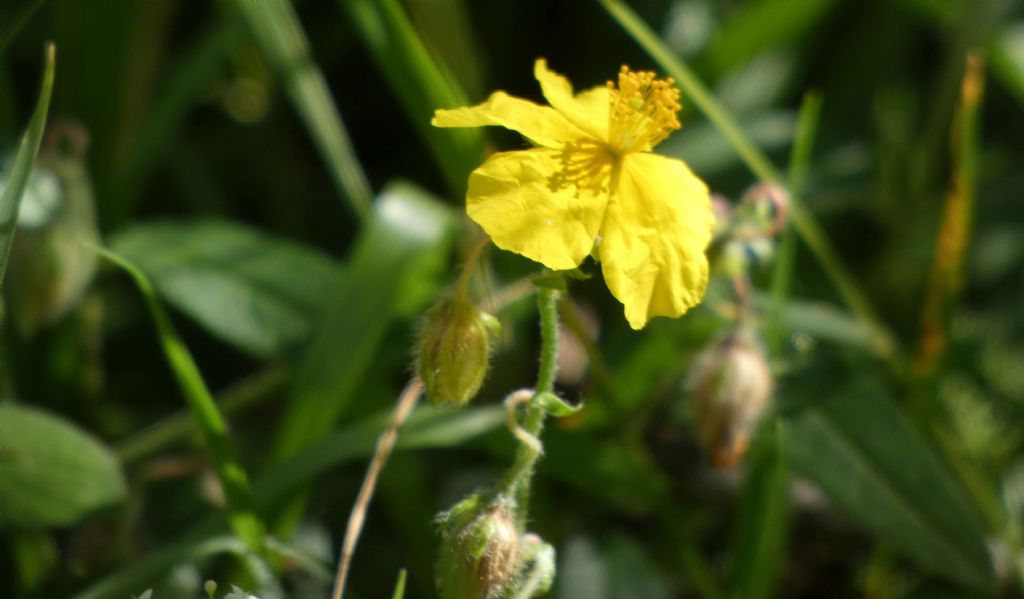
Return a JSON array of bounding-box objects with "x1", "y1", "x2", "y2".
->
[
  {"x1": 504, "y1": 287, "x2": 560, "y2": 530},
  {"x1": 93, "y1": 245, "x2": 266, "y2": 556},
  {"x1": 768, "y1": 92, "x2": 822, "y2": 354},
  {"x1": 597, "y1": 0, "x2": 899, "y2": 363}
]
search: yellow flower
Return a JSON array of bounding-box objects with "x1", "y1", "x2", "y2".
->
[{"x1": 433, "y1": 59, "x2": 713, "y2": 329}]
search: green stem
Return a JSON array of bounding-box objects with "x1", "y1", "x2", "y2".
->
[
  {"x1": 767, "y1": 93, "x2": 822, "y2": 354},
  {"x1": 93, "y1": 245, "x2": 266, "y2": 556},
  {"x1": 503, "y1": 287, "x2": 560, "y2": 529},
  {"x1": 597, "y1": 0, "x2": 899, "y2": 363}
]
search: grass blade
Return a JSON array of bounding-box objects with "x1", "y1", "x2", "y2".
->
[
  {"x1": 233, "y1": 0, "x2": 373, "y2": 220},
  {"x1": 70, "y1": 405, "x2": 504, "y2": 599},
  {"x1": 731, "y1": 420, "x2": 790, "y2": 599},
  {"x1": 343, "y1": 0, "x2": 484, "y2": 197},
  {"x1": 767, "y1": 92, "x2": 822, "y2": 353},
  {"x1": 0, "y1": 43, "x2": 55, "y2": 289},
  {"x1": 0, "y1": 43, "x2": 54, "y2": 396},
  {"x1": 92, "y1": 245, "x2": 266, "y2": 555}
]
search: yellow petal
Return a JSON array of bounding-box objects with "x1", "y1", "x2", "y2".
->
[
  {"x1": 467, "y1": 148, "x2": 612, "y2": 270},
  {"x1": 534, "y1": 59, "x2": 609, "y2": 142},
  {"x1": 432, "y1": 91, "x2": 587, "y2": 149},
  {"x1": 599, "y1": 153, "x2": 713, "y2": 329}
]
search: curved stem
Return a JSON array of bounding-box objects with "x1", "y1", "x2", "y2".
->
[{"x1": 502, "y1": 287, "x2": 560, "y2": 529}]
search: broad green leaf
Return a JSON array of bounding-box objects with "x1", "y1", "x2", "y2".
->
[
  {"x1": 732, "y1": 420, "x2": 790, "y2": 599},
  {"x1": 111, "y1": 219, "x2": 343, "y2": 359},
  {"x1": 785, "y1": 380, "x2": 996, "y2": 590},
  {"x1": 0, "y1": 403, "x2": 127, "y2": 527},
  {"x1": 271, "y1": 182, "x2": 453, "y2": 462}
]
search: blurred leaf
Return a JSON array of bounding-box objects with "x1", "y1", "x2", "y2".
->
[
  {"x1": 752, "y1": 293, "x2": 879, "y2": 351},
  {"x1": 660, "y1": 111, "x2": 795, "y2": 177},
  {"x1": 698, "y1": 0, "x2": 836, "y2": 75},
  {"x1": 107, "y1": 16, "x2": 245, "y2": 225},
  {"x1": 344, "y1": 0, "x2": 485, "y2": 197},
  {"x1": 715, "y1": 52, "x2": 795, "y2": 115},
  {"x1": 404, "y1": 0, "x2": 486, "y2": 98},
  {"x1": 785, "y1": 380, "x2": 996, "y2": 590},
  {"x1": 990, "y1": 21, "x2": 1024, "y2": 107},
  {"x1": 72, "y1": 405, "x2": 504, "y2": 599},
  {"x1": 111, "y1": 219, "x2": 343, "y2": 359},
  {"x1": 233, "y1": 0, "x2": 373, "y2": 219},
  {"x1": 540, "y1": 428, "x2": 668, "y2": 514},
  {"x1": 556, "y1": 534, "x2": 670, "y2": 599},
  {"x1": 732, "y1": 420, "x2": 790, "y2": 599},
  {"x1": 271, "y1": 182, "x2": 453, "y2": 462},
  {"x1": 0, "y1": 403, "x2": 127, "y2": 527}
]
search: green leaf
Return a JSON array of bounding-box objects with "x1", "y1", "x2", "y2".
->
[
  {"x1": 785, "y1": 380, "x2": 996, "y2": 590},
  {"x1": 71, "y1": 405, "x2": 504, "y2": 599},
  {"x1": 536, "y1": 391, "x2": 582, "y2": 418},
  {"x1": 732, "y1": 420, "x2": 790, "y2": 599},
  {"x1": 270, "y1": 182, "x2": 453, "y2": 463},
  {"x1": 0, "y1": 403, "x2": 127, "y2": 528},
  {"x1": 111, "y1": 219, "x2": 343, "y2": 359}
]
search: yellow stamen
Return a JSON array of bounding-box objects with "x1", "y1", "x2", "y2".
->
[{"x1": 607, "y1": 65, "x2": 681, "y2": 154}]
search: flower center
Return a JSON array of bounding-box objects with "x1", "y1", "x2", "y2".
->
[{"x1": 606, "y1": 66, "x2": 681, "y2": 154}]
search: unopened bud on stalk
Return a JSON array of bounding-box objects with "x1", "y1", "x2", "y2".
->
[
  {"x1": 687, "y1": 331, "x2": 773, "y2": 468},
  {"x1": 417, "y1": 294, "x2": 498, "y2": 406},
  {"x1": 436, "y1": 495, "x2": 521, "y2": 599}
]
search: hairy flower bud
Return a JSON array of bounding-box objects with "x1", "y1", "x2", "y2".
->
[
  {"x1": 417, "y1": 295, "x2": 497, "y2": 406},
  {"x1": 436, "y1": 495, "x2": 521, "y2": 599},
  {"x1": 687, "y1": 331, "x2": 773, "y2": 468}
]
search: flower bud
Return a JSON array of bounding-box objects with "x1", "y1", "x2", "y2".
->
[
  {"x1": 436, "y1": 495, "x2": 521, "y2": 599},
  {"x1": 4, "y1": 122, "x2": 100, "y2": 336},
  {"x1": 687, "y1": 331, "x2": 773, "y2": 468},
  {"x1": 738, "y1": 182, "x2": 789, "y2": 237},
  {"x1": 417, "y1": 294, "x2": 496, "y2": 406}
]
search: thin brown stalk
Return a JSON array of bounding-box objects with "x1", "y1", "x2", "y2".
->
[{"x1": 331, "y1": 378, "x2": 423, "y2": 599}]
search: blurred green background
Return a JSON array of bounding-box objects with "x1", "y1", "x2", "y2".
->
[{"x1": 1, "y1": 0, "x2": 1024, "y2": 597}]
